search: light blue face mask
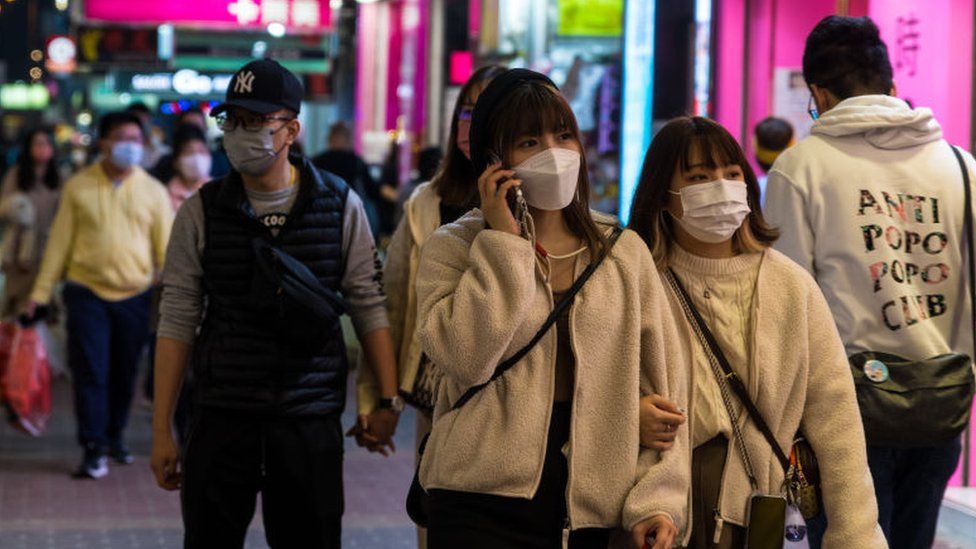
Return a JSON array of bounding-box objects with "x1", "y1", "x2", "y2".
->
[{"x1": 110, "y1": 141, "x2": 144, "y2": 170}]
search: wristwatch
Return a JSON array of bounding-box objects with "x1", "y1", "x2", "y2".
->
[{"x1": 378, "y1": 396, "x2": 405, "y2": 413}]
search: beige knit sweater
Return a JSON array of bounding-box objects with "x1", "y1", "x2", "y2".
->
[
  {"x1": 669, "y1": 245, "x2": 760, "y2": 447},
  {"x1": 415, "y1": 210, "x2": 690, "y2": 532},
  {"x1": 664, "y1": 247, "x2": 887, "y2": 548}
]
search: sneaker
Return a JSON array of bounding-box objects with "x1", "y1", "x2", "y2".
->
[
  {"x1": 72, "y1": 447, "x2": 109, "y2": 479},
  {"x1": 109, "y1": 443, "x2": 134, "y2": 465}
]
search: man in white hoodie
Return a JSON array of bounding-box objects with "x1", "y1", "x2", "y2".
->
[{"x1": 765, "y1": 15, "x2": 974, "y2": 549}]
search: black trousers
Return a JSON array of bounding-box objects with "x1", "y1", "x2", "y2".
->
[
  {"x1": 63, "y1": 282, "x2": 151, "y2": 448},
  {"x1": 427, "y1": 403, "x2": 610, "y2": 549},
  {"x1": 181, "y1": 409, "x2": 344, "y2": 549}
]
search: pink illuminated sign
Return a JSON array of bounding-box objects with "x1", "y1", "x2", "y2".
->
[
  {"x1": 870, "y1": 0, "x2": 971, "y2": 147},
  {"x1": 84, "y1": 0, "x2": 331, "y2": 32},
  {"x1": 449, "y1": 51, "x2": 473, "y2": 85}
]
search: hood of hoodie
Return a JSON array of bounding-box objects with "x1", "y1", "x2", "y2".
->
[{"x1": 811, "y1": 94, "x2": 943, "y2": 150}]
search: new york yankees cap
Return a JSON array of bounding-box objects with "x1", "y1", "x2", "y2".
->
[{"x1": 211, "y1": 58, "x2": 303, "y2": 117}]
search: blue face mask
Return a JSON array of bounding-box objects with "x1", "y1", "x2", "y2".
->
[{"x1": 110, "y1": 141, "x2": 144, "y2": 170}]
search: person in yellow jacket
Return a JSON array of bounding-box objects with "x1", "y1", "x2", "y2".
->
[{"x1": 26, "y1": 110, "x2": 173, "y2": 480}]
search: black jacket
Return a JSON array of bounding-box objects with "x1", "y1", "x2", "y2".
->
[{"x1": 193, "y1": 155, "x2": 350, "y2": 417}]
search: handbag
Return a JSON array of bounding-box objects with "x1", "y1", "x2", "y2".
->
[
  {"x1": 406, "y1": 227, "x2": 623, "y2": 527},
  {"x1": 848, "y1": 144, "x2": 976, "y2": 451},
  {"x1": 402, "y1": 353, "x2": 440, "y2": 414},
  {"x1": 665, "y1": 268, "x2": 822, "y2": 528}
]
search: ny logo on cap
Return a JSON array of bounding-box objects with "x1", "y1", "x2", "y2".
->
[{"x1": 234, "y1": 71, "x2": 256, "y2": 94}]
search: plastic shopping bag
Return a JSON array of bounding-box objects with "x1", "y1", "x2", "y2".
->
[{"x1": 0, "y1": 324, "x2": 52, "y2": 436}]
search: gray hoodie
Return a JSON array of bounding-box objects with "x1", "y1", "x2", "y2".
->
[{"x1": 764, "y1": 94, "x2": 976, "y2": 361}]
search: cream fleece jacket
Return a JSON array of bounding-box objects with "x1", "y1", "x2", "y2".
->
[
  {"x1": 665, "y1": 248, "x2": 886, "y2": 548},
  {"x1": 357, "y1": 182, "x2": 444, "y2": 414},
  {"x1": 415, "y1": 210, "x2": 690, "y2": 532}
]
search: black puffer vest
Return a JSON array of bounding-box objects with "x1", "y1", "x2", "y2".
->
[{"x1": 194, "y1": 155, "x2": 349, "y2": 417}]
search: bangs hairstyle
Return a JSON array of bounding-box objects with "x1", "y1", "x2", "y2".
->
[
  {"x1": 485, "y1": 80, "x2": 608, "y2": 259},
  {"x1": 431, "y1": 65, "x2": 506, "y2": 207},
  {"x1": 628, "y1": 116, "x2": 778, "y2": 267}
]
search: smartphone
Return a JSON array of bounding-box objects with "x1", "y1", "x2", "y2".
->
[
  {"x1": 487, "y1": 151, "x2": 521, "y2": 216},
  {"x1": 745, "y1": 494, "x2": 786, "y2": 549}
]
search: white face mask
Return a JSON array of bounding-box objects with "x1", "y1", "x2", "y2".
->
[
  {"x1": 669, "y1": 178, "x2": 751, "y2": 244},
  {"x1": 177, "y1": 153, "x2": 212, "y2": 182},
  {"x1": 513, "y1": 148, "x2": 581, "y2": 211}
]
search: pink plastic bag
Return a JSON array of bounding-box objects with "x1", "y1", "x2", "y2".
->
[{"x1": 0, "y1": 324, "x2": 52, "y2": 436}]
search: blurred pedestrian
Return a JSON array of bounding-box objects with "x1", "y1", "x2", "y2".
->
[
  {"x1": 414, "y1": 69, "x2": 685, "y2": 549},
  {"x1": 166, "y1": 124, "x2": 212, "y2": 211},
  {"x1": 150, "y1": 59, "x2": 399, "y2": 549},
  {"x1": 0, "y1": 127, "x2": 62, "y2": 317},
  {"x1": 313, "y1": 122, "x2": 382, "y2": 236},
  {"x1": 152, "y1": 107, "x2": 230, "y2": 182},
  {"x1": 630, "y1": 116, "x2": 885, "y2": 548},
  {"x1": 765, "y1": 16, "x2": 976, "y2": 548},
  {"x1": 127, "y1": 102, "x2": 169, "y2": 170},
  {"x1": 752, "y1": 116, "x2": 793, "y2": 203},
  {"x1": 26, "y1": 111, "x2": 173, "y2": 479},
  {"x1": 352, "y1": 65, "x2": 503, "y2": 549}
]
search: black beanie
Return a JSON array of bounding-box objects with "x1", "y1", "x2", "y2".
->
[{"x1": 469, "y1": 68, "x2": 558, "y2": 175}]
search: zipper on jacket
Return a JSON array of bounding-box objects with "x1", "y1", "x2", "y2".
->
[
  {"x1": 713, "y1": 514, "x2": 725, "y2": 544},
  {"x1": 563, "y1": 254, "x2": 584, "y2": 530}
]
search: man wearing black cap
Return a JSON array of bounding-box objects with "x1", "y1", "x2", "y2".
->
[{"x1": 150, "y1": 58, "x2": 401, "y2": 547}]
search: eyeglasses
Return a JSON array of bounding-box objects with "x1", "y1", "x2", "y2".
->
[
  {"x1": 807, "y1": 96, "x2": 819, "y2": 121},
  {"x1": 216, "y1": 113, "x2": 295, "y2": 132}
]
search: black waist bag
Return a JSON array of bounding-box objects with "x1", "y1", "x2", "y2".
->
[
  {"x1": 849, "y1": 352, "x2": 974, "y2": 447},
  {"x1": 251, "y1": 238, "x2": 346, "y2": 353}
]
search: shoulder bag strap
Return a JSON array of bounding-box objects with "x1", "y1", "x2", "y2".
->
[
  {"x1": 666, "y1": 267, "x2": 791, "y2": 473},
  {"x1": 950, "y1": 143, "x2": 975, "y2": 487},
  {"x1": 451, "y1": 227, "x2": 624, "y2": 411}
]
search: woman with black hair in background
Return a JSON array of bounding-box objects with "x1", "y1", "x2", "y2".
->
[{"x1": 0, "y1": 127, "x2": 62, "y2": 317}]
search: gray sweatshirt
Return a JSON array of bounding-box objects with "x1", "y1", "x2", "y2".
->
[{"x1": 158, "y1": 183, "x2": 388, "y2": 345}]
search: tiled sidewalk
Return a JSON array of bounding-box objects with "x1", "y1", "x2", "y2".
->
[{"x1": 0, "y1": 378, "x2": 418, "y2": 548}]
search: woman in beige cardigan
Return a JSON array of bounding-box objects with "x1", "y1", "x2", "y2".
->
[
  {"x1": 354, "y1": 65, "x2": 506, "y2": 449},
  {"x1": 630, "y1": 117, "x2": 886, "y2": 548},
  {"x1": 415, "y1": 69, "x2": 688, "y2": 549}
]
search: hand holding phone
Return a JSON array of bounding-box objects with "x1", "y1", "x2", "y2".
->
[{"x1": 478, "y1": 159, "x2": 522, "y2": 236}]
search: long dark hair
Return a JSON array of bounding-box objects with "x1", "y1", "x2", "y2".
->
[
  {"x1": 15, "y1": 128, "x2": 60, "y2": 192},
  {"x1": 485, "y1": 79, "x2": 608, "y2": 258},
  {"x1": 628, "y1": 116, "x2": 778, "y2": 266},
  {"x1": 431, "y1": 65, "x2": 506, "y2": 207}
]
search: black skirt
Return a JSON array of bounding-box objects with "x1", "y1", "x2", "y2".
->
[{"x1": 427, "y1": 402, "x2": 610, "y2": 549}]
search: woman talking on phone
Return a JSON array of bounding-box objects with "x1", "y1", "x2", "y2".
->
[
  {"x1": 630, "y1": 117, "x2": 885, "y2": 548},
  {"x1": 413, "y1": 69, "x2": 688, "y2": 549}
]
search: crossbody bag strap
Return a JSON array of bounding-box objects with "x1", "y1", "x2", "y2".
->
[
  {"x1": 450, "y1": 227, "x2": 623, "y2": 411},
  {"x1": 950, "y1": 143, "x2": 975, "y2": 487},
  {"x1": 666, "y1": 267, "x2": 791, "y2": 474}
]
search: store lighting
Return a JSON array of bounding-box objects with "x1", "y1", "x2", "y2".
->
[
  {"x1": 55, "y1": 0, "x2": 68, "y2": 10},
  {"x1": 29, "y1": 67, "x2": 43, "y2": 80},
  {"x1": 329, "y1": 0, "x2": 341, "y2": 8},
  {"x1": 30, "y1": 50, "x2": 43, "y2": 62},
  {"x1": 77, "y1": 112, "x2": 92, "y2": 126},
  {"x1": 267, "y1": 23, "x2": 286, "y2": 38}
]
